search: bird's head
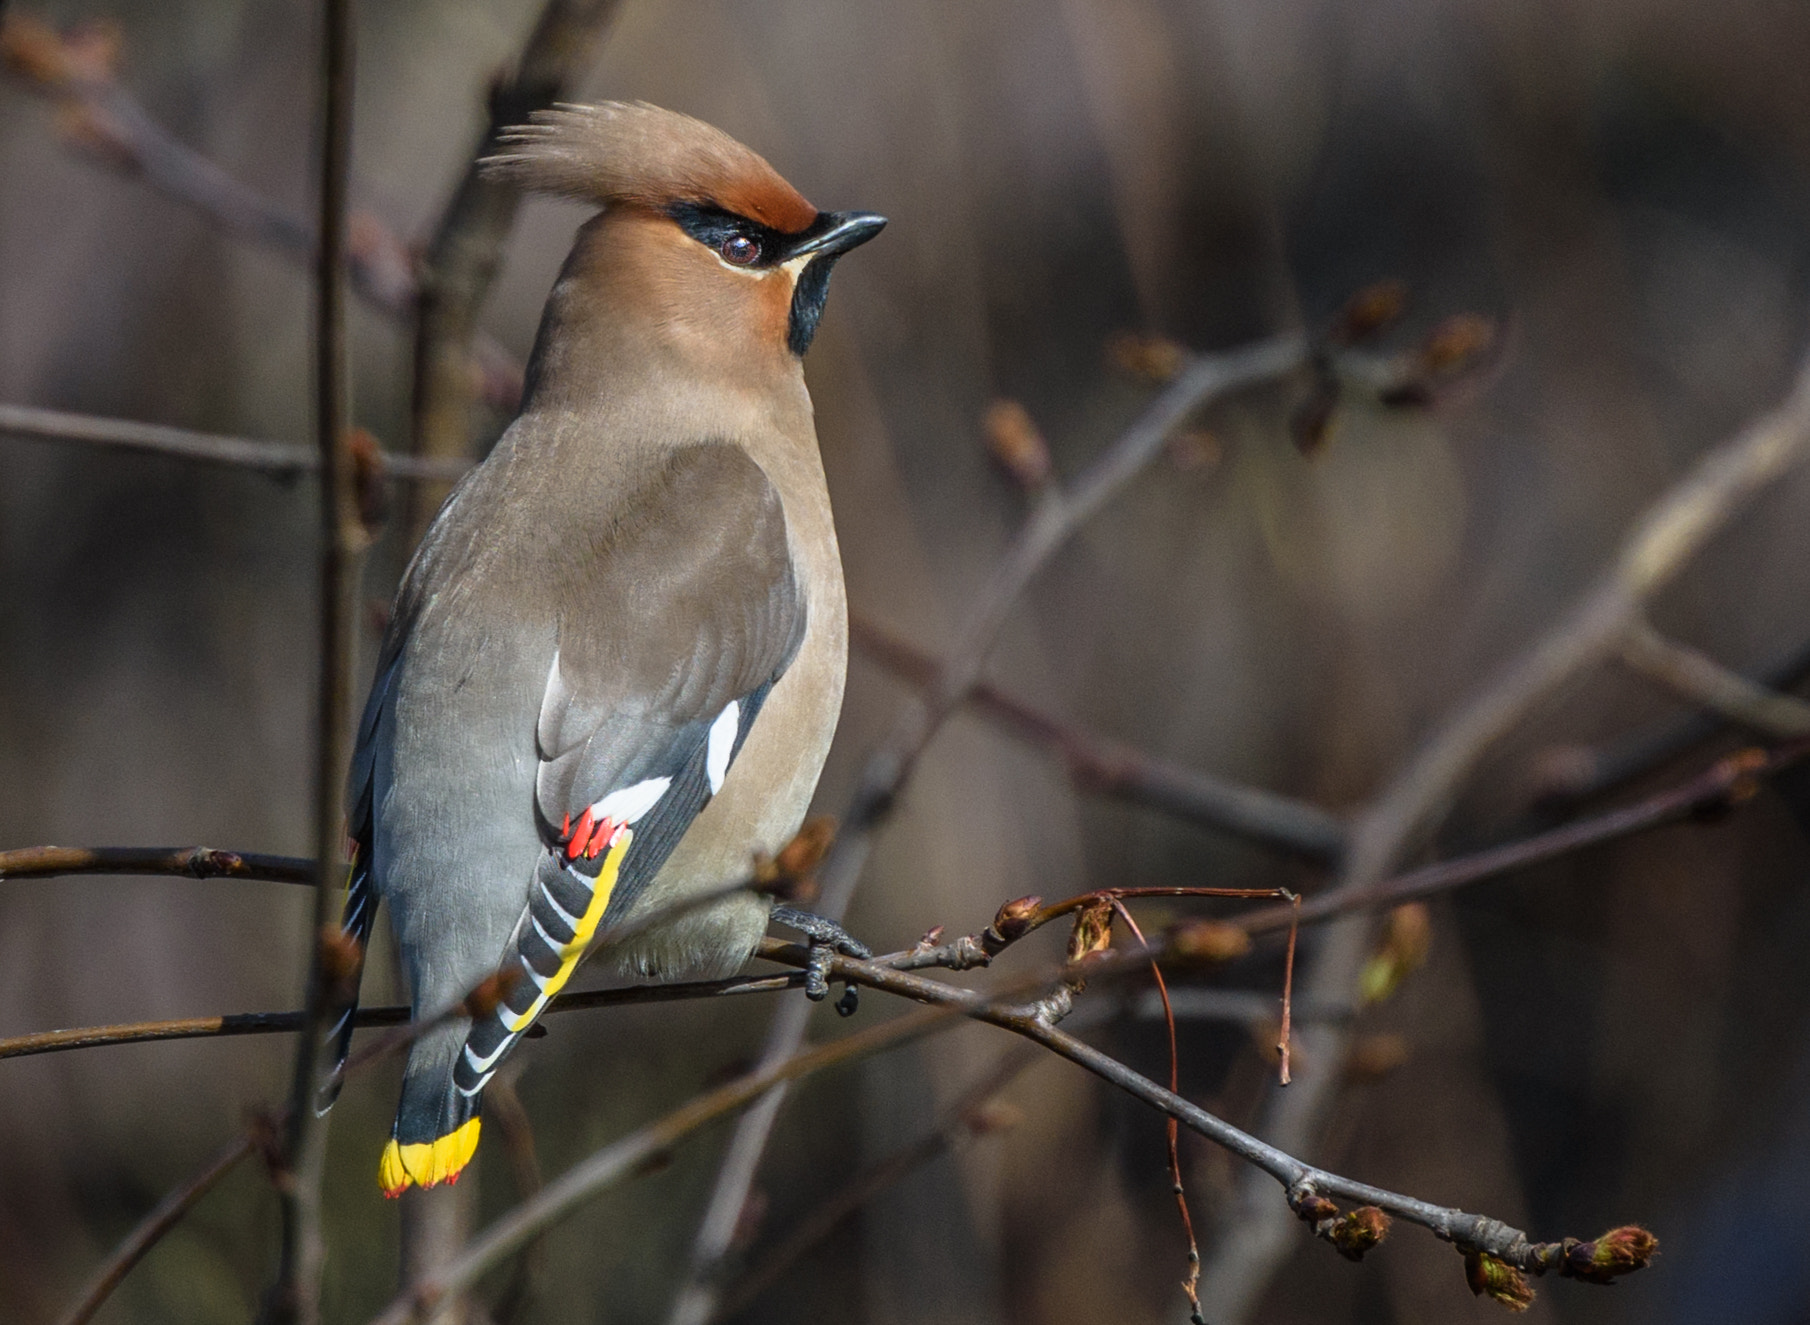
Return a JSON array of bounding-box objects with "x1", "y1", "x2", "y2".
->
[{"x1": 487, "y1": 102, "x2": 885, "y2": 391}]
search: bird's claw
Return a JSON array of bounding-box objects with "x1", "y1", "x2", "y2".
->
[{"x1": 772, "y1": 905, "x2": 870, "y2": 1013}]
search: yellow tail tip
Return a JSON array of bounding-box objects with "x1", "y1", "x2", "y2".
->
[{"x1": 378, "y1": 1117, "x2": 481, "y2": 1197}]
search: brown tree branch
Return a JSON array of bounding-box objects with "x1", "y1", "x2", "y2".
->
[
  {"x1": 371, "y1": 935, "x2": 1651, "y2": 1324},
  {"x1": 0, "y1": 975, "x2": 800, "y2": 1064},
  {"x1": 0, "y1": 844, "x2": 312, "y2": 885},
  {"x1": 851, "y1": 614, "x2": 1346, "y2": 862},
  {"x1": 1199, "y1": 347, "x2": 1810, "y2": 1321},
  {"x1": 0, "y1": 403, "x2": 471, "y2": 483},
  {"x1": 1618, "y1": 616, "x2": 1810, "y2": 739},
  {"x1": 265, "y1": 2, "x2": 357, "y2": 1318}
]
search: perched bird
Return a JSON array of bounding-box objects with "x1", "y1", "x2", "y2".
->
[{"x1": 317, "y1": 102, "x2": 885, "y2": 1195}]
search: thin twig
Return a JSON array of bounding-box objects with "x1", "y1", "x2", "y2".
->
[
  {"x1": 0, "y1": 13, "x2": 522, "y2": 409},
  {"x1": 707, "y1": 1047, "x2": 1038, "y2": 1324},
  {"x1": 1112, "y1": 901, "x2": 1205, "y2": 1323},
  {"x1": 0, "y1": 403, "x2": 471, "y2": 482},
  {"x1": 1529, "y1": 627, "x2": 1810, "y2": 810},
  {"x1": 673, "y1": 332, "x2": 1311, "y2": 1325},
  {"x1": 405, "y1": 0, "x2": 622, "y2": 543},
  {"x1": 1240, "y1": 738, "x2": 1809, "y2": 936},
  {"x1": 57, "y1": 1134, "x2": 257, "y2": 1325},
  {"x1": 1199, "y1": 347, "x2": 1810, "y2": 1322},
  {"x1": 851, "y1": 615, "x2": 1346, "y2": 862},
  {"x1": 0, "y1": 973, "x2": 795, "y2": 1064},
  {"x1": 485, "y1": 1072, "x2": 546, "y2": 1325},
  {"x1": 266, "y1": 2, "x2": 357, "y2": 1318},
  {"x1": 1618, "y1": 616, "x2": 1810, "y2": 738}
]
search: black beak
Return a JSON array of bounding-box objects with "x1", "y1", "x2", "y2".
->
[{"x1": 783, "y1": 211, "x2": 888, "y2": 262}]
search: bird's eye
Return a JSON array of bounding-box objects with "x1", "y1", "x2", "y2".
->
[{"x1": 720, "y1": 234, "x2": 760, "y2": 266}]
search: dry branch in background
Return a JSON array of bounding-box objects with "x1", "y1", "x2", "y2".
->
[
  {"x1": 1618, "y1": 616, "x2": 1810, "y2": 739},
  {"x1": 1198, "y1": 346, "x2": 1810, "y2": 1322},
  {"x1": 0, "y1": 402, "x2": 471, "y2": 483},
  {"x1": 405, "y1": 0, "x2": 622, "y2": 543},
  {"x1": 851, "y1": 614, "x2": 1346, "y2": 861},
  {"x1": 264, "y1": 1, "x2": 357, "y2": 1319},
  {"x1": 0, "y1": 11, "x2": 522, "y2": 410}
]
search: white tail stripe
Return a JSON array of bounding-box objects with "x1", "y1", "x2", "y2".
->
[{"x1": 465, "y1": 1036, "x2": 512, "y2": 1075}]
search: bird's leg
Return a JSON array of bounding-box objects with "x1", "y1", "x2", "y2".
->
[{"x1": 770, "y1": 905, "x2": 871, "y2": 1014}]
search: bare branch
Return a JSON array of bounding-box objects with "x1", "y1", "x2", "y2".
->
[
  {"x1": 370, "y1": 933, "x2": 1651, "y2": 1324},
  {"x1": 0, "y1": 844, "x2": 312, "y2": 885},
  {"x1": 851, "y1": 615, "x2": 1346, "y2": 862},
  {"x1": 265, "y1": 2, "x2": 358, "y2": 1317},
  {"x1": 1201, "y1": 347, "x2": 1810, "y2": 1321},
  {"x1": 708, "y1": 1047, "x2": 1037, "y2": 1323},
  {"x1": 56, "y1": 1134, "x2": 258, "y2": 1325},
  {"x1": 0, "y1": 12, "x2": 523, "y2": 410},
  {"x1": 0, "y1": 403, "x2": 471, "y2": 483},
  {"x1": 1618, "y1": 616, "x2": 1810, "y2": 738},
  {"x1": 1239, "y1": 740, "x2": 1806, "y2": 936},
  {"x1": 406, "y1": 0, "x2": 622, "y2": 543},
  {"x1": 0, "y1": 974, "x2": 799, "y2": 1064}
]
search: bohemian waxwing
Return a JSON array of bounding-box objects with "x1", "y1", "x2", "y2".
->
[{"x1": 315, "y1": 102, "x2": 884, "y2": 1194}]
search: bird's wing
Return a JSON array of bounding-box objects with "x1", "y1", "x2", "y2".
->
[{"x1": 389, "y1": 442, "x2": 805, "y2": 1179}]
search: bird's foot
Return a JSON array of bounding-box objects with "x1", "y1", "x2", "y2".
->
[{"x1": 771, "y1": 905, "x2": 871, "y2": 1015}]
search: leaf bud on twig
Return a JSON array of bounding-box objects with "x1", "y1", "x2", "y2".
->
[
  {"x1": 1358, "y1": 903, "x2": 1431, "y2": 1005},
  {"x1": 982, "y1": 400, "x2": 1053, "y2": 491},
  {"x1": 1465, "y1": 1251, "x2": 1535, "y2": 1311},
  {"x1": 1170, "y1": 918, "x2": 1253, "y2": 965},
  {"x1": 1329, "y1": 279, "x2": 1410, "y2": 346},
  {"x1": 1562, "y1": 1226, "x2": 1658, "y2": 1283},
  {"x1": 1327, "y1": 1206, "x2": 1391, "y2": 1261},
  {"x1": 460, "y1": 968, "x2": 522, "y2": 1021},
  {"x1": 1105, "y1": 331, "x2": 1187, "y2": 384}
]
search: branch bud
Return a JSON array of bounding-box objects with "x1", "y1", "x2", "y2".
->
[
  {"x1": 1327, "y1": 1206, "x2": 1391, "y2": 1261},
  {"x1": 1106, "y1": 331, "x2": 1187, "y2": 384},
  {"x1": 460, "y1": 968, "x2": 522, "y2": 1020},
  {"x1": 346, "y1": 428, "x2": 390, "y2": 536},
  {"x1": 1343, "y1": 1033, "x2": 1410, "y2": 1083},
  {"x1": 316, "y1": 924, "x2": 365, "y2": 1011},
  {"x1": 1170, "y1": 919, "x2": 1252, "y2": 965},
  {"x1": 1465, "y1": 1251, "x2": 1535, "y2": 1311},
  {"x1": 1066, "y1": 899, "x2": 1115, "y2": 965},
  {"x1": 1562, "y1": 1226, "x2": 1658, "y2": 1283},
  {"x1": 986, "y1": 895, "x2": 1043, "y2": 952},
  {"x1": 982, "y1": 400, "x2": 1053, "y2": 491},
  {"x1": 754, "y1": 816, "x2": 837, "y2": 901},
  {"x1": 1329, "y1": 279, "x2": 1410, "y2": 345},
  {"x1": 1358, "y1": 903, "x2": 1431, "y2": 1005}
]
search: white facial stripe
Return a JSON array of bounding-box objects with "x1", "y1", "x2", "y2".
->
[
  {"x1": 706, "y1": 700, "x2": 740, "y2": 794},
  {"x1": 590, "y1": 776, "x2": 672, "y2": 825}
]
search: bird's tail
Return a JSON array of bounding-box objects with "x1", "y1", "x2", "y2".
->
[
  {"x1": 378, "y1": 1018, "x2": 483, "y2": 1197},
  {"x1": 312, "y1": 844, "x2": 376, "y2": 1116}
]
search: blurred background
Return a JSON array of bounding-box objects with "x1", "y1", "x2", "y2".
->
[{"x1": 6, "y1": 0, "x2": 1810, "y2": 1321}]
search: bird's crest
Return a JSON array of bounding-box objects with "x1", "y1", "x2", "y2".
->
[{"x1": 485, "y1": 101, "x2": 818, "y2": 234}]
